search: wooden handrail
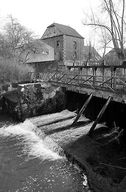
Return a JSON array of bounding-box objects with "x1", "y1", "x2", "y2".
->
[
  {"x1": 98, "y1": 77, "x2": 113, "y2": 87},
  {"x1": 67, "y1": 74, "x2": 78, "y2": 84},
  {"x1": 116, "y1": 77, "x2": 126, "y2": 87},
  {"x1": 68, "y1": 65, "x2": 126, "y2": 69}
]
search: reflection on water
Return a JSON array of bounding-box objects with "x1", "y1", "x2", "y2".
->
[{"x1": 0, "y1": 120, "x2": 88, "y2": 192}]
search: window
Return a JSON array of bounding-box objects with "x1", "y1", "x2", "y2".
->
[
  {"x1": 73, "y1": 41, "x2": 77, "y2": 49},
  {"x1": 57, "y1": 40, "x2": 60, "y2": 47},
  {"x1": 73, "y1": 51, "x2": 77, "y2": 59},
  {"x1": 73, "y1": 41, "x2": 77, "y2": 61},
  {"x1": 42, "y1": 50, "x2": 49, "y2": 55}
]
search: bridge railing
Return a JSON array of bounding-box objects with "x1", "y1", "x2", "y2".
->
[
  {"x1": 63, "y1": 65, "x2": 126, "y2": 92},
  {"x1": 29, "y1": 64, "x2": 126, "y2": 93}
]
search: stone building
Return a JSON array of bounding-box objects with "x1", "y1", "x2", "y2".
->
[
  {"x1": 26, "y1": 24, "x2": 101, "y2": 72},
  {"x1": 42, "y1": 23, "x2": 84, "y2": 66}
]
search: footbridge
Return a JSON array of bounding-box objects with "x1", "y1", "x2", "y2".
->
[
  {"x1": 30, "y1": 64, "x2": 126, "y2": 135},
  {"x1": 34, "y1": 64, "x2": 126, "y2": 103}
]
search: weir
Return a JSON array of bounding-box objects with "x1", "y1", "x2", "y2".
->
[
  {"x1": 1, "y1": 64, "x2": 126, "y2": 192},
  {"x1": 28, "y1": 109, "x2": 126, "y2": 192},
  {"x1": 0, "y1": 116, "x2": 89, "y2": 192},
  {"x1": 23, "y1": 64, "x2": 126, "y2": 136}
]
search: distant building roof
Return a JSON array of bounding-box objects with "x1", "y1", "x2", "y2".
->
[
  {"x1": 104, "y1": 48, "x2": 126, "y2": 65},
  {"x1": 42, "y1": 23, "x2": 84, "y2": 39},
  {"x1": 83, "y1": 46, "x2": 101, "y2": 61},
  {"x1": 25, "y1": 40, "x2": 54, "y2": 64}
]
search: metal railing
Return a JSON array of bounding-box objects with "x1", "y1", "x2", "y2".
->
[{"x1": 29, "y1": 65, "x2": 126, "y2": 95}]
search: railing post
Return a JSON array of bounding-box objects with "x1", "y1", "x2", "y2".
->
[
  {"x1": 113, "y1": 67, "x2": 116, "y2": 89},
  {"x1": 102, "y1": 66, "x2": 105, "y2": 84},
  {"x1": 86, "y1": 68, "x2": 88, "y2": 79},
  {"x1": 93, "y1": 67, "x2": 97, "y2": 86},
  {"x1": 124, "y1": 67, "x2": 126, "y2": 76},
  {"x1": 110, "y1": 66, "x2": 116, "y2": 89},
  {"x1": 110, "y1": 67, "x2": 113, "y2": 88},
  {"x1": 78, "y1": 67, "x2": 82, "y2": 85}
]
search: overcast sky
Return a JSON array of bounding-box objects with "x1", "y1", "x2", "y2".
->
[{"x1": 0, "y1": 0, "x2": 101, "y2": 50}]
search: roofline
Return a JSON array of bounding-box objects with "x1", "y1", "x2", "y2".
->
[
  {"x1": 42, "y1": 34, "x2": 63, "y2": 40},
  {"x1": 42, "y1": 34, "x2": 84, "y2": 40},
  {"x1": 63, "y1": 34, "x2": 84, "y2": 39}
]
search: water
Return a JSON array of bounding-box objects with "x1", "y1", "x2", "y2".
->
[{"x1": 0, "y1": 119, "x2": 89, "y2": 192}]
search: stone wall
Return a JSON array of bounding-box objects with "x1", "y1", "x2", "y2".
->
[{"x1": 1, "y1": 82, "x2": 66, "y2": 121}]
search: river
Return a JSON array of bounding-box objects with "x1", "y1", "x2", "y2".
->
[{"x1": 0, "y1": 114, "x2": 90, "y2": 192}]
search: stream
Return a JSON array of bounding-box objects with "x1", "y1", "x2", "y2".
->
[{"x1": 0, "y1": 113, "x2": 90, "y2": 192}]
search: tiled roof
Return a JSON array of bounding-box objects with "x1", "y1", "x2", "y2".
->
[
  {"x1": 104, "y1": 48, "x2": 126, "y2": 65},
  {"x1": 25, "y1": 40, "x2": 54, "y2": 63},
  {"x1": 47, "y1": 23, "x2": 84, "y2": 39}
]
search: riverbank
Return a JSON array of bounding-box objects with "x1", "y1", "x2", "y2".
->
[
  {"x1": 0, "y1": 82, "x2": 65, "y2": 120},
  {"x1": 0, "y1": 113, "x2": 15, "y2": 128}
]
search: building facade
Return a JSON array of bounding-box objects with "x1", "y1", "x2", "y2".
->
[
  {"x1": 26, "y1": 23, "x2": 101, "y2": 72},
  {"x1": 42, "y1": 23, "x2": 84, "y2": 66}
]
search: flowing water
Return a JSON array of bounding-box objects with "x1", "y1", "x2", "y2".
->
[{"x1": 0, "y1": 118, "x2": 90, "y2": 192}]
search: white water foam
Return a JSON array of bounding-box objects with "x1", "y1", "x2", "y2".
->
[{"x1": 0, "y1": 120, "x2": 62, "y2": 161}]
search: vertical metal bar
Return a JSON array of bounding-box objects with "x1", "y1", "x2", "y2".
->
[
  {"x1": 79, "y1": 67, "x2": 82, "y2": 85},
  {"x1": 123, "y1": 67, "x2": 125, "y2": 90},
  {"x1": 113, "y1": 67, "x2": 116, "y2": 89},
  {"x1": 86, "y1": 67, "x2": 88, "y2": 80},
  {"x1": 111, "y1": 67, "x2": 113, "y2": 88},
  {"x1": 102, "y1": 67, "x2": 105, "y2": 86},
  {"x1": 93, "y1": 67, "x2": 97, "y2": 86}
]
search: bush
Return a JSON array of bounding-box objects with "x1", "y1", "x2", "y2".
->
[{"x1": 0, "y1": 57, "x2": 33, "y2": 85}]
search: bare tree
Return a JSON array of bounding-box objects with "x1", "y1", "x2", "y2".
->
[
  {"x1": 0, "y1": 33, "x2": 12, "y2": 58},
  {"x1": 98, "y1": 28, "x2": 111, "y2": 58},
  {"x1": 0, "y1": 16, "x2": 45, "y2": 65},
  {"x1": 3, "y1": 15, "x2": 35, "y2": 61},
  {"x1": 83, "y1": 0, "x2": 126, "y2": 62}
]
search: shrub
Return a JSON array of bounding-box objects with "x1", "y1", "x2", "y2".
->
[{"x1": 0, "y1": 57, "x2": 33, "y2": 85}]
